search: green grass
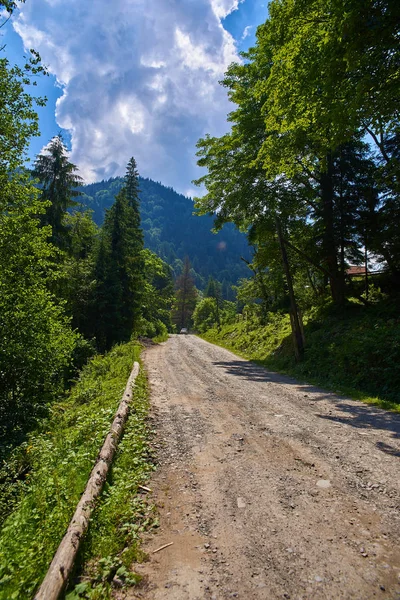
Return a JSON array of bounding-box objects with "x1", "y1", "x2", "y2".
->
[
  {"x1": 0, "y1": 341, "x2": 155, "y2": 600},
  {"x1": 202, "y1": 299, "x2": 400, "y2": 412},
  {"x1": 66, "y1": 367, "x2": 157, "y2": 599}
]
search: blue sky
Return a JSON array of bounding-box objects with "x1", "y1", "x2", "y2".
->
[{"x1": 3, "y1": 0, "x2": 267, "y2": 195}]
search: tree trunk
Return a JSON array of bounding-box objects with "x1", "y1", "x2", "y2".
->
[
  {"x1": 276, "y1": 218, "x2": 304, "y2": 361},
  {"x1": 320, "y1": 154, "x2": 345, "y2": 305},
  {"x1": 364, "y1": 243, "x2": 369, "y2": 300}
]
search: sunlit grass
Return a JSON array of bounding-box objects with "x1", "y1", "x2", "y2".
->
[
  {"x1": 201, "y1": 300, "x2": 400, "y2": 412},
  {"x1": 0, "y1": 341, "x2": 155, "y2": 600}
]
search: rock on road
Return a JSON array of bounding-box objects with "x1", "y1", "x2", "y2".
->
[{"x1": 128, "y1": 334, "x2": 400, "y2": 600}]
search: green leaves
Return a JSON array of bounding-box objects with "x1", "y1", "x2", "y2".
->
[
  {"x1": 0, "y1": 343, "x2": 146, "y2": 600},
  {"x1": 195, "y1": 0, "x2": 400, "y2": 312},
  {"x1": 91, "y1": 180, "x2": 145, "y2": 350},
  {"x1": 0, "y1": 22, "x2": 79, "y2": 441},
  {"x1": 0, "y1": 171, "x2": 78, "y2": 441}
]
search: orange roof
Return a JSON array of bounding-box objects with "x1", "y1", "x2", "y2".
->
[{"x1": 346, "y1": 265, "x2": 367, "y2": 276}]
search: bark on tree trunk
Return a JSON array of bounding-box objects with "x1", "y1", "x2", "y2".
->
[
  {"x1": 34, "y1": 361, "x2": 140, "y2": 600},
  {"x1": 320, "y1": 154, "x2": 345, "y2": 305},
  {"x1": 276, "y1": 218, "x2": 304, "y2": 361},
  {"x1": 364, "y1": 243, "x2": 369, "y2": 300}
]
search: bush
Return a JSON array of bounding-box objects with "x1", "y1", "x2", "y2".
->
[
  {"x1": 0, "y1": 285, "x2": 78, "y2": 442},
  {"x1": 193, "y1": 297, "x2": 218, "y2": 332}
]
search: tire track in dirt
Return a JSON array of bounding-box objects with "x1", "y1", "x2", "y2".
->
[{"x1": 127, "y1": 335, "x2": 400, "y2": 600}]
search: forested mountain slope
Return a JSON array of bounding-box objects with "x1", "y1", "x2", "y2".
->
[{"x1": 79, "y1": 177, "x2": 250, "y2": 291}]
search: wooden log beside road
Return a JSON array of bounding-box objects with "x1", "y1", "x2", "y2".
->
[{"x1": 34, "y1": 361, "x2": 140, "y2": 600}]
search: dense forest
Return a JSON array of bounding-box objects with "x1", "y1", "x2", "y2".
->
[{"x1": 79, "y1": 177, "x2": 250, "y2": 292}]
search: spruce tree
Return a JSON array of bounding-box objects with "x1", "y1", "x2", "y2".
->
[
  {"x1": 124, "y1": 156, "x2": 145, "y2": 316},
  {"x1": 125, "y1": 157, "x2": 140, "y2": 213},
  {"x1": 205, "y1": 276, "x2": 216, "y2": 298},
  {"x1": 92, "y1": 158, "x2": 145, "y2": 350},
  {"x1": 33, "y1": 135, "x2": 83, "y2": 249}
]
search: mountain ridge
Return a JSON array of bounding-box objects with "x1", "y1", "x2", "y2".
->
[{"x1": 79, "y1": 176, "x2": 250, "y2": 294}]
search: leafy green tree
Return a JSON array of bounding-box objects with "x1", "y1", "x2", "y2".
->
[
  {"x1": 33, "y1": 135, "x2": 83, "y2": 249},
  {"x1": 193, "y1": 297, "x2": 218, "y2": 333},
  {"x1": 0, "y1": 174, "x2": 78, "y2": 440},
  {"x1": 0, "y1": 10, "x2": 77, "y2": 439},
  {"x1": 256, "y1": 0, "x2": 400, "y2": 283},
  {"x1": 140, "y1": 248, "x2": 174, "y2": 337},
  {"x1": 258, "y1": 0, "x2": 400, "y2": 172},
  {"x1": 194, "y1": 51, "x2": 308, "y2": 353},
  {"x1": 195, "y1": 0, "x2": 400, "y2": 305},
  {"x1": 193, "y1": 297, "x2": 237, "y2": 333},
  {"x1": 172, "y1": 257, "x2": 198, "y2": 330},
  {"x1": 59, "y1": 210, "x2": 99, "y2": 336},
  {"x1": 204, "y1": 276, "x2": 223, "y2": 328},
  {"x1": 0, "y1": 13, "x2": 45, "y2": 176}
]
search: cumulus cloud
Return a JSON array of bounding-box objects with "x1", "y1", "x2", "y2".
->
[
  {"x1": 13, "y1": 0, "x2": 242, "y2": 192},
  {"x1": 210, "y1": 0, "x2": 243, "y2": 19}
]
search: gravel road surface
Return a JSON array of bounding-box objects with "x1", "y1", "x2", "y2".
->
[{"x1": 127, "y1": 334, "x2": 400, "y2": 600}]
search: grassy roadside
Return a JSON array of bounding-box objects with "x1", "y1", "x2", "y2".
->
[
  {"x1": 0, "y1": 341, "x2": 156, "y2": 600},
  {"x1": 201, "y1": 300, "x2": 400, "y2": 412}
]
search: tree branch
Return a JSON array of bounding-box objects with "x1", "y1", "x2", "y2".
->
[
  {"x1": 282, "y1": 237, "x2": 332, "y2": 278},
  {"x1": 364, "y1": 124, "x2": 390, "y2": 164}
]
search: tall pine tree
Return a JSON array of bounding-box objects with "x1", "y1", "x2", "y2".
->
[
  {"x1": 33, "y1": 135, "x2": 83, "y2": 249},
  {"x1": 92, "y1": 157, "x2": 144, "y2": 350}
]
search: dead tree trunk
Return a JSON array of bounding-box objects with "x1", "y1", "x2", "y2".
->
[{"x1": 34, "y1": 361, "x2": 140, "y2": 600}]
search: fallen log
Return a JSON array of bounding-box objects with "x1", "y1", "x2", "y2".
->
[{"x1": 34, "y1": 361, "x2": 140, "y2": 600}]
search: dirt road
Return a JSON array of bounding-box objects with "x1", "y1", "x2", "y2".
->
[{"x1": 128, "y1": 334, "x2": 400, "y2": 600}]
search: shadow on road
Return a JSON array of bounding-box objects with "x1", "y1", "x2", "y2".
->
[
  {"x1": 212, "y1": 359, "x2": 400, "y2": 449},
  {"x1": 212, "y1": 360, "x2": 293, "y2": 384},
  {"x1": 317, "y1": 402, "x2": 400, "y2": 443},
  {"x1": 375, "y1": 441, "x2": 400, "y2": 457}
]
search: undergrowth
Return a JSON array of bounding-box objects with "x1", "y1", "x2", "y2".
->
[
  {"x1": 0, "y1": 341, "x2": 155, "y2": 600},
  {"x1": 66, "y1": 368, "x2": 157, "y2": 599},
  {"x1": 202, "y1": 299, "x2": 400, "y2": 410}
]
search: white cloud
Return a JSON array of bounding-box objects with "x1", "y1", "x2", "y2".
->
[
  {"x1": 210, "y1": 0, "x2": 243, "y2": 19},
  {"x1": 13, "y1": 0, "x2": 242, "y2": 193},
  {"x1": 242, "y1": 25, "x2": 253, "y2": 40}
]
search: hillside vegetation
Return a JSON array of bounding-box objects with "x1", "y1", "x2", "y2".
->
[{"x1": 201, "y1": 298, "x2": 400, "y2": 410}]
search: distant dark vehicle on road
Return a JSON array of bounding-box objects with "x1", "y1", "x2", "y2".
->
[{"x1": 180, "y1": 328, "x2": 188, "y2": 334}]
